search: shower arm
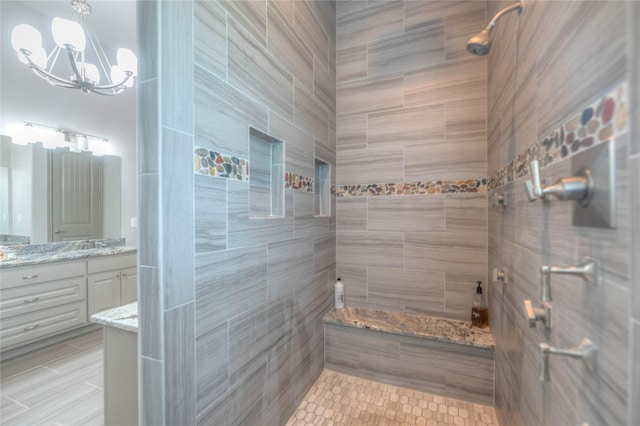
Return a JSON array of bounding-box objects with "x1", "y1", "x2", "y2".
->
[{"x1": 485, "y1": 2, "x2": 522, "y2": 31}]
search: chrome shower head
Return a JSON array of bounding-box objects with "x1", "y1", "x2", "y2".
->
[
  {"x1": 466, "y1": 29, "x2": 491, "y2": 56},
  {"x1": 466, "y1": 1, "x2": 522, "y2": 56}
]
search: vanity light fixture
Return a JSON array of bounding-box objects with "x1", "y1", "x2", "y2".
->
[
  {"x1": 7, "y1": 121, "x2": 110, "y2": 155},
  {"x1": 10, "y1": 0, "x2": 137, "y2": 95}
]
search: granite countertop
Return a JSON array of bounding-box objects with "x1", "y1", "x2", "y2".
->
[
  {"x1": 0, "y1": 245, "x2": 137, "y2": 269},
  {"x1": 324, "y1": 307, "x2": 495, "y2": 350},
  {"x1": 90, "y1": 302, "x2": 138, "y2": 333}
]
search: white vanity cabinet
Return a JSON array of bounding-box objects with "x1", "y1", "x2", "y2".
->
[
  {"x1": 87, "y1": 254, "x2": 137, "y2": 316},
  {"x1": 0, "y1": 260, "x2": 88, "y2": 350}
]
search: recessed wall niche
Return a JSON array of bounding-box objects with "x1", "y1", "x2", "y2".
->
[
  {"x1": 249, "y1": 128, "x2": 284, "y2": 218},
  {"x1": 315, "y1": 158, "x2": 331, "y2": 217}
]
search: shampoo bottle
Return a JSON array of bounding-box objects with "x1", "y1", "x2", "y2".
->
[
  {"x1": 471, "y1": 281, "x2": 488, "y2": 328},
  {"x1": 334, "y1": 278, "x2": 344, "y2": 309}
]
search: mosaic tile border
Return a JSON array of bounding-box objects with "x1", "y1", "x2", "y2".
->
[
  {"x1": 285, "y1": 172, "x2": 314, "y2": 192},
  {"x1": 194, "y1": 147, "x2": 249, "y2": 181},
  {"x1": 488, "y1": 83, "x2": 628, "y2": 191},
  {"x1": 334, "y1": 179, "x2": 487, "y2": 197}
]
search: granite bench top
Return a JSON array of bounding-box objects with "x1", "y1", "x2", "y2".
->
[
  {"x1": 324, "y1": 307, "x2": 495, "y2": 350},
  {"x1": 90, "y1": 302, "x2": 138, "y2": 333}
]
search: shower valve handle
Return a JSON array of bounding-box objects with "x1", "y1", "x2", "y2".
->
[{"x1": 524, "y1": 160, "x2": 593, "y2": 203}]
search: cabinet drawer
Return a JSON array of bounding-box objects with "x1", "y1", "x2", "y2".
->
[
  {"x1": 87, "y1": 254, "x2": 136, "y2": 274},
  {"x1": 0, "y1": 277, "x2": 87, "y2": 319},
  {"x1": 0, "y1": 261, "x2": 86, "y2": 289},
  {"x1": 0, "y1": 301, "x2": 88, "y2": 350}
]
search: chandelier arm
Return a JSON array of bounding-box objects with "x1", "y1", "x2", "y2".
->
[
  {"x1": 89, "y1": 72, "x2": 134, "y2": 91},
  {"x1": 65, "y1": 46, "x2": 87, "y2": 85},
  {"x1": 20, "y1": 50, "x2": 81, "y2": 88}
]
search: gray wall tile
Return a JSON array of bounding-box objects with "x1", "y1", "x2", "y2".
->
[
  {"x1": 295, "y1": 80, "x2": 329, "y2": 144},
  {"x1": 404, "y1": 139, "x2": 486, "y2": 181},
  {"x1": 161, "y1": 0, "x2": 193, "y2": 133},
  {"x1": 314, "y1": 234, "x2": 336, "y2": 274},
  {"x1": 337, "y1": 44, "x2": 367, "y2": 83},
  {"x1": 268, "y1": 237, "x2": 314, "y2": 298},
  {"x1": 196, "y1": 323, "x2": 228, "y2": 414},
  {"x1": 404, "y1": 57, "x2": 486, "y2": 107},
  {"x1": 368, "y1": 104, "x2": 445, "y2": 146},
  {"x1": 337, "y1": 231, "x2": 404, "y2": 269},
  {"x1": 195, "y1": 245, "x2": 268, "y2": 336},
  {"x1": 140, "y1": 357, "x2": 165, "y2": 426},
  {"x1": 164, "y1": 303, "x2": 196, "y2": 426},
  {"x1": 336, "y1": 198, "x2": 367, "y2": 232},
  {"x1": 337, "y1": 74, "x2": 404, "y2": 116},
  {"x1": 337, "y1": 146, "x2": 403, "y2": 185},
  {"x1": 228, "y1": 16, "x2": 294, "y2": 121},
  {"x1": 194, "y1": 175, "x2": 226, "y2": 254},
  {"x1": 367, "y1": 267, "x2": 445, "y2": 314},
  {"x1": 195, "y1": 66, "x2": 268, "y2": 159},
  {"x1": 139, "y1": 266, "x2": 163, "y2": 360},
  {"x1": 337, "y1": 0, "x2": 404, "y2": 51},
  {"x1": 368, "y1": 195, "x2": 445, "y2": 232},
  {"x1": 194, "y1": 1, "x2": 226, "y2": 80},
  {"x1": 294, "y1": 0, "x2": 330, "y2": 69},
  {"x1": 267, "y1": 1, "x2": 314, "y2": 92},
  {"x1": 219, "y1": 0, "x2": 267, "y2": 46},
  {"x1": 405, "y1": 232, "x2": 486, "y2": 276},
  {"x1": 269, "y1": 112, "x2": 314, "y2": 178},
  {"x1": 337, "y1": 113, "x2": 367, "y2": 151},
  {"x1": 445, "y1": 193, "x2": 487, "y2": 233},
  {"x1": 336, "y1": 265, "x2": 368, "y2": 305},
  {"x1": 162, "y1": 128, "x2": 195, "y2": 309},
  {"x1": 139, "y1": 173, "x2": 160, "y2": 267},
  {"x1": 368, "y1": 23, "x2": 445, "y2": 77}
]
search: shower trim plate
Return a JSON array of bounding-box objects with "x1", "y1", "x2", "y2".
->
[{"x1": 572, "y1": 139, "x2": 616, "y2": 228}]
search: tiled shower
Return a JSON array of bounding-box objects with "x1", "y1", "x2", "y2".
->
[{"x1": 138, "y1": 1, "x2": 640, "y2": 425}]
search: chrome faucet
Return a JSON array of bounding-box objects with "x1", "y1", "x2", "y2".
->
[
  {"x1": 539, "y1": 338, "x2": 598, "y2": 382},
  {"x1": 540, "y1": 257, "x2": 600, "y2": 302},
  {"x1": 524, "y1": 160, "x2": 594, "y2": 204}
]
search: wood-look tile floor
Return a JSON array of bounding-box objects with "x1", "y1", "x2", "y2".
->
[
  {"x1": 287, "y1": 370, "x2": 499, "y2": 426},
  {"x1": 0, "y1": 329, "x2": 104, "y2": 426}
]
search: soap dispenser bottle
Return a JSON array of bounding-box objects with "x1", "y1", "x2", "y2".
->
[{"x1": 471, "y1": 281, "x2": 488, "y2": 328}]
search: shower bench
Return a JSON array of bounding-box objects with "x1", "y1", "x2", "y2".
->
[{"x1": 323, "y1": 307, "x2": 495, "y2": 405}]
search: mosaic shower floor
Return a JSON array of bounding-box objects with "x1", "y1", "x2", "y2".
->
[{"x1": 286, "y1": 370, "x2": 499, "y2": 426}]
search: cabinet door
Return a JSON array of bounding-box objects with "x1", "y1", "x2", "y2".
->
[
  {"x1": 88, "y1": 272, "x2": 121, "y2": 316},
  {"x1": 120, "y1": 267, "x2": 138, "y2": 305}
]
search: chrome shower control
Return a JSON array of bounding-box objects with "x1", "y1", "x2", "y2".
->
[
  {"x1": 492, "y1": 192, "x2": 507, "y2": 207},
  {"x1": 524, "y1": 160, "x2": 593, "y2": 203},
  {"x1": 493, "y1": 268, "x2": 507, "y2": 284},
  {"x1": 523, "y1": 300, "x2": 552, "y2": 329},
  {"x1": 539, "y1": 338, "x2": 598, "y2": 382},
  {"x1": 540, "y1": 257, "x2": 600, "y2": 302}
]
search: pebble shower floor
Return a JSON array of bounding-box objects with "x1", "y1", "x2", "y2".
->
[{"x1": 286, "y1": 370, "x2": 499, "y2": 426}]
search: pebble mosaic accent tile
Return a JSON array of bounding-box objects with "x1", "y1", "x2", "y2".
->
[
  {"x1": 287, "y1": 370, "x2": 499, "y2": 426},
  {"x1": 488, "y1": 83, "x2": 628, "y2": 191},
  {"x1": 334, "y1": 179, "x2": 487, "y2": 197},
  {"x1": 194, "y1": 147, "x2": 249, "y2": 181},
  {"x1": 285, "y1": 172, "x2": 314, "y2": 192}
]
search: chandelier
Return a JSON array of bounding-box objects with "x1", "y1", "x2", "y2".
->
[{"x1": 10, "y1": 0, "x2": 137, "y2": 96}]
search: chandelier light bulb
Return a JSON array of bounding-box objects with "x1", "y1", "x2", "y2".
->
[
  {"x1": 31, "y1": 47, "x2": 48, "y2": 69},
  {"x1": 80, "y1": 63, "x2": 100, "y2": 85},
  {"x1": 51, "y1": 17, "x2": 86, "y2": 51},
  {"x1": 116, "y1": 48, "x2": 137, "y2": 76},
  {"x1": 110, "y1": 65, "x2": 133, "y2": 88},
  {"x1": 11, "y1": 24, "x2": 42, "y2": 53}
]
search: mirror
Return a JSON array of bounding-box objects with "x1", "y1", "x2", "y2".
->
[
  {"x1": 0, "y1": 1, "x2": 137, "y2": 246},
  {"x1": 0, "y1": 137, "x2": 122, "y2": 244}
]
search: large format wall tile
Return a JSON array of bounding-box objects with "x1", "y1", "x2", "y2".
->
[
  {"x1": 368, "y1": 195, "x2": 446, "y2": 232},
  {"x1": 194, "y1": 175, "x2": 226, "y2": 253},
  {"x1": 337, "y1": 0, "x2": 404, "y2": 50},
  {"x1": 194, "y1": 1, "x2": 226, "y2": 80},
  {"x1": 368, "y1": 104, "x2": 445, "y2": 146},
  {"x1": 404, "y1": 139, "x2": 486, "y2": 181},
  {"x1": 367, "y1": 267, "x2": 445, "y2": 313},
  {"x1": 368, "y1": 23, "x2": 445, "y2": 77},
  {"x1": 195, "y1": 66, "x2": 268, "y2": 159},
  {"x1": 295, "y1": 80, "x2": 329, "y2": 144},
  {"x1": 337, "y1": 231, "x2": 404, "y2": 268},
  {"x1": 268, "y1": 237, "x2": 314, "y2": 298},
  {"x1": 268, "y1": 111, "x2": 314, "y2": 178},
  {"x1": 267, "y1": 1, "x2": 314, "y2": 92},
  {"x1": 196, "y1": 323, "x2": 228, "y2": 414},
  {"x1": 337, "y1": 146, "x2": 403, "y2": 184},
  {"x1": 228, "y1": 16, "x2": 294, "y2": 121},
  {"x1": 337, "y1": 44, "x2": 367, "y2": 83},
  {"x1": 219, "y1": 0, "x2": 266, "y2": 46},
  {"x1": 405, "y1": 232, "x2": 486, "y2": 276},
  {"x1": 195, "y1": 245, "x2": 268, "y2": 337},
  {"x1": 336, "y1": 114, "x2": 367, "y2": 151},
  {"x1": 337, "y1": 74, "x2": 404, "y2": 116}
]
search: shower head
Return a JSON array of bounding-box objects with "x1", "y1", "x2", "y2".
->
[
  {"x1": 466, "y1": 1, "x2": 522, "y2": 56},
  {"x1": 467, "y1": 29, "x2": 491, "y2": 56}
]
